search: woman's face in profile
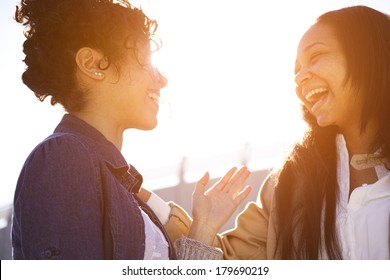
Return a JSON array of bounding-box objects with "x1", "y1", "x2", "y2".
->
[
  {"x1": 294, "y1": 23, "x2": 363, "y2": 131},
  {"x1": 100, "y1": 41, "x2": 168, "y2": 131}
]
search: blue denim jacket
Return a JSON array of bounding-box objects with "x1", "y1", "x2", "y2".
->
[{"x1": 12, "y1": 114, "x2": 176, "y2": 259}]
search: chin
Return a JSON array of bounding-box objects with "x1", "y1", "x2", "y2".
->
[
  {"x1": 316, "y1": 118, "x2": 333, "y2": 128},
  {"x1": 139, "y1": 121, "x2": 158, "y2": 131},
  {"x1": 313, "y1": 112, "x2": 332, "y2": 127}
]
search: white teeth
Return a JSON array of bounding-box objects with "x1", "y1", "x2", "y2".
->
[
  {"x1": 305, "y1": 88, "x2": 328, "y2": 102},
  {"x1": 148, "y1": 93, "x2": 159, "y2": 103}
]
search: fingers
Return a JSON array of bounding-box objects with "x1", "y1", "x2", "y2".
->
[
  {"x1": 196, "y1": 166, "x2": 250, "y2": 196},
  {"x1": 213, "y1": 166, "x2": 237, "y2": 191},
  {"x1": 233, "y1": 185, "x2": 252, "y2": 206},
  {"x1": 194, "y1": 172, "x2": 210, "y2": 194},
  {"x1": 204, "y1": 166, "x2": 250, "y2": 196},
  {"x1": 228, "y1": 166, "x2": 250, "y2": 189},
  {"x1": 220, "y1": 166, "x2": 250, "y2": 196}
]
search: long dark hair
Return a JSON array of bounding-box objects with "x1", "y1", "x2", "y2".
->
[
  {"x1": 15, "y1": 0, "x2": 158, "y2": 112},
  {"x1": 273, "y1": 6, "x2": 390, "y2": 259}
]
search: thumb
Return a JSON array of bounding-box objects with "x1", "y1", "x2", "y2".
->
[{"x1": 194, "y1": 172, "x2": 210, "y2": 194}]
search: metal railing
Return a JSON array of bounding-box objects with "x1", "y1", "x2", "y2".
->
[{"x1": 0, "y1": 204, "x2": 12, "y2": 260}]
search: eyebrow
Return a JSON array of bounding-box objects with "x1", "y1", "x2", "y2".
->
[
  {"x1": 294, "y1": 42, "x2": 328, "y2": 74},
  {"x1": 303, "y1": 41, "x2": 327, "y2": 52}
]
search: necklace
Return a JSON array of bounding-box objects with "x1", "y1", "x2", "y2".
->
[{"x1": 350, "y1": 153, "x2": 390, "y2": 170}]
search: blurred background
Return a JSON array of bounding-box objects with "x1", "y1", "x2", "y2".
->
[{"x1": 1, "y1": 0, "x2": 389, "y2": 259}]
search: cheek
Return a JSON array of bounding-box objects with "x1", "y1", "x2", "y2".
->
[{"x1": 326, "y1": 56, "x2": 348, "y2": 87}]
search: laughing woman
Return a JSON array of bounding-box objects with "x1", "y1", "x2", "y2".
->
[
  {"x1": 11, "y1": 0, "x2": 251, "y2": 260},
  {"x1": 220, "y1": 5, "x2": 390, "y2": 259},
  {"x1": 248, "y1": 5, "x2": 390, "y2": 259}
]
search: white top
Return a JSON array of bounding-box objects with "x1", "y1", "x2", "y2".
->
[
  {"x1": 140, "y1": 208, "x2": 169, "y2": 260},
  {"x1": 140, "y1": 191, "x2": 171, "y2": 259},
  {"x1": 335, "y1": 134, "x2": 390, "y2": 259}
]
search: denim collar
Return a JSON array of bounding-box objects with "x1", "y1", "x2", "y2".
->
[{"x1": 54, "y1": 114, "x2": 143, "y2": 193}]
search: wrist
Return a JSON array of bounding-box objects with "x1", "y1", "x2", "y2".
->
[{"x1": 188, "y1": 220, "x2": 217, "y2": 245}]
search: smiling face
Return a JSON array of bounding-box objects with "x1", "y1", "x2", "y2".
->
[
  {"x1": 294, "y1": 23, "x2": 364, "y2": 131},
  {"x1": 102, "y1": 41, "x2": 168, "y2": 131}
]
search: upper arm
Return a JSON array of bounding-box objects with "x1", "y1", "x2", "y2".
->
[
  {"x1": 13, "y1": 135, "x2": 104, "y2": 259},
  {"x1": 257, "y1": 171, "x2": 276, "y2": 215}
]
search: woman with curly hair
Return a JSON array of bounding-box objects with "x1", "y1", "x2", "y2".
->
[
  {"x1": 147, "y1": 5, "x2": 390, "y2": 259},
  {"x1": 11, "y1": 0, "x2": 251, "y2": 260}
]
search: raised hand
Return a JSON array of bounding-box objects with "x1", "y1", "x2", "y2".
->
[{"x1": 189, "y1": 166, "x2": 252, "y2": 245}]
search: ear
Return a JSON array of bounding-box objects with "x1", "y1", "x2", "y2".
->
[{"x1": 75, "y1": 47, "x2": 106, "y2": 80}]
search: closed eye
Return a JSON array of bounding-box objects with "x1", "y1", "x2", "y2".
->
[{"x1": 309, "y1": 52, "x2": 322, "y2": 64}]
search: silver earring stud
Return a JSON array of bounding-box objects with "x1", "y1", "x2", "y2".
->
[{"x1": 94, "y1": 72, "x2": 103, "y2": 77}]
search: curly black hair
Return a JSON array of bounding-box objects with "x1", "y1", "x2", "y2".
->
[{"x1": 15, "y1": 0, "x2": 158, "y2": 112}]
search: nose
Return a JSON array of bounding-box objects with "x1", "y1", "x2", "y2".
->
[
  {"x1": 150, "y1": 67, "x2": 168, "y2": 89},
  {"x1": 155, "y1": 69, "x2": 168, "y2": 88},
  {"x1": 294, "y1": 67, "x2": 312, "y2": 86}
]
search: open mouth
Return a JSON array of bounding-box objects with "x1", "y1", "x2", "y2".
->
[
  {"x1": 148, "y1": 92, "x2": 159, "y2": 104},
  {"x1": 305, "y1": 87, "x2": 328, "y2": 105}
]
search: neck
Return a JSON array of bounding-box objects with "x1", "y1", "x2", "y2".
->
[
  {"x1": 72, "y1": 111, "x2": 124, "y2": 150},
  {"x1": 340, "y1": 120, "x2": 379, "y2": 156}
]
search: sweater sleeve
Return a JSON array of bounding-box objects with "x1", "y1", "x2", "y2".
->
[{"x1": 174, "y1": 237, "x2": 223, "y2": 260}]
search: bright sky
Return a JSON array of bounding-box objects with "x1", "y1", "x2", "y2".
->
[{"x1": 1, "y1": 0, "x2": 389, "y2": 207}]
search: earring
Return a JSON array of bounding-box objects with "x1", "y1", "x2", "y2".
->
[{"x1": 94, "y1": 72, "x2": 103, "y2": 77}]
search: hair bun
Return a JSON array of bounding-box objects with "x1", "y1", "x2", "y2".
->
[
  {"x1": 16, "y1": 0, "x2": 88, "y2": 38},
  {"x1": 15, "y1": 0, "x2": 156, "y2": 111}
]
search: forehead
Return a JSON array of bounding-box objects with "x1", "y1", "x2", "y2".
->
[{"x1": 296, "y1": 23, "x2": 341, "y2": 56}]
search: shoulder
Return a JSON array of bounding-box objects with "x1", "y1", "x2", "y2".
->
[
  {"x1": 15, "y1": 132, "x2": 102, "y2": 206},
  {"x1": 19, "y1": 132, "x2": 98, "y2": 184},
  {"x1": 258, "y1": 170, "x2": 277, "y2": 213},
  {"x1": 27, "y1": 132, "x2": 95, "y2": 164}
]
